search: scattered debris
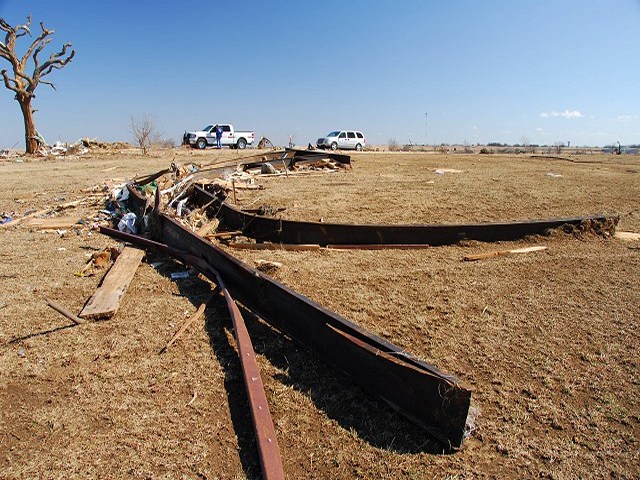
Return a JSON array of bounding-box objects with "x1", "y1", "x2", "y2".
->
[
  {"x1": 117, "y1": 212, "x2": 137, "y2": 234},
  {"x1": 101, "y1": 200, "x2": 473, "y2": 449},
  {"x1": 76, "y1": 246, "x2": 121, "y2": 277},
  {"x1": 47, "y1": 299, "x2": 84, "y2": 325},
  {"x1": 229, "y1": 243, "x2": 323, "y2": 251},
  {"x1": 186, "y1": 391, "x2": 198, "y2": 407},
  {"x1": 79, "y1": 247, "x2": 145, "y2": 320},
  {"x1": 546, "y1": 172, "x2": 563, "y2": 178},
  {"x1": 614, "y1": 231, "x2": 640, "y2": 241},
  {"x1": 434, "y1": 168, "x2": 463, "y2": 174},
  {"x1": 255, "y1": 260, "x2": 283, "y2": 272},
  {"x1": 159, "y1": 288, "x2": 218, "y2": 354},
  {"x1": 170, "y1": 271, "x2": 191, "y2": 280},
  {"x1": 256, "y1": 136, "x2": 274, "y2": 149},
  {"x1": 26, "y1": 216, "x2": 81, "y2": 230},
  {"x1": 463, "y1": 245, "x2": 547, "y2": 262}
]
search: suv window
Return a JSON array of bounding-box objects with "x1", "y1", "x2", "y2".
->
[
  {"x1": 347, "y1": 132, "x2": 356, "y2": 138},
  {"x1": 338, "y1": 132, "x2": 346, "y2": 138},
  {"x1": 356, "y1": 132, "x2": 363, "y2": 138}
]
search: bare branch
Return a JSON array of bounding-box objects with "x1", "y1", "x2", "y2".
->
[
  {"x1": 37, "y1": 43, "x2": 74, "y2": 79},
  {"x1": 0, "y1": 18, "x2": 13, "y2": 33},
  {"x1": 0, "y1": 43, "x2": 10, "y2": 60},
  {"x1": 21, "y1": 22, "x2": 52, "y2": 68},
  {"x1": 31, "y1": 37, "x2": 52, "y2": 72},
  {"x1": 40, "y1": 79, "x2": 56, "y2": 90},
  {"x1": 1, "y1": 69, "x2": 20, "y2": 93}
]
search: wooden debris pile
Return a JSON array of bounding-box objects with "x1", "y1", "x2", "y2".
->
[{"x1": 127, "y1": 149, "x2": 352, "y2": 239}]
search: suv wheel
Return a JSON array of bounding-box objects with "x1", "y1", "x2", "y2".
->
[
  {"x1": 331, "y1": 142, "x2": 338, "y2": 151},
  {"x1": 196, "y1": 138, "x2": 207, "y2": 150},
  {"x1": 236, "y1": 138, "x2": 247, "y2": 149},
  {"x1": 355, "y1": 143, "x2": 362, "y2": 151}
]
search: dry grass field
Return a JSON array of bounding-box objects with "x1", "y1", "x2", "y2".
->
[{"x1": 1, "y1": 148, "x2": 638, "y2": 479}]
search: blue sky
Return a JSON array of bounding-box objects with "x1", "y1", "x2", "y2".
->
[{"x1": 0, "y1": 0, "x2": 638, "y2": 148}]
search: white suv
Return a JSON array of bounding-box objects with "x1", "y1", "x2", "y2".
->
[{"x1": 317, "y1": 130, "x2": 366, "y2": 151}]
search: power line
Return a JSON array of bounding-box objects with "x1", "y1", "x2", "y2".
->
[{"x1": 425, "y1": 113, "x2": 428, "y2": 146}]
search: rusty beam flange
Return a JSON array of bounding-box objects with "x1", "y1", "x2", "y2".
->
[
  {"x1": 190, "y1": 185, "x2": 614, "y2": 246},
  {"x1": 212, "y1": 269, "x2": 285, "y2": 480},
  {"x1": 115, "y1": 185, "x2": 472, "y2": 449}
]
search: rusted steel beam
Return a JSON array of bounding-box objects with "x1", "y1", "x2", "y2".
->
[
  {"x1": 284, "y1": 147, "x2": 351, "y2": 166},
  {"x1": 237, "y1": 148, "x2": 351, "y2": 172},
  {"x1": 211, "y1": 269, "x2": 285, "y2": 480},
  {"x1": 114, "y1": 185, "x2": 472, "y2": 449},
  {"x1": 191, "y1": 185, "x2": 614, "y2": 246}
]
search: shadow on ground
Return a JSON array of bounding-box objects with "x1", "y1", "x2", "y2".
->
[{"x1": 152, "y1": 252, "x2": 451, "y2": 468}]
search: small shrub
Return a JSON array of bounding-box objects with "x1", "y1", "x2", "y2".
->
[
  {"x1": 479, "y1": 147, "x2": 493, "y2": 154},
  {"x1": 388, "y1": 139, "x2": 400, "y2": 151}
]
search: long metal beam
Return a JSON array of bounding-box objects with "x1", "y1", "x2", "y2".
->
[
  {"x1": 212, "y1": 269, "x2": 285, "y2": 480},
  {"x1": 118, "y1": 185, "x2": 472, "y2": 449},
  {"x1": 191, "y1": 185, "x2": 615, "y2": 246}
]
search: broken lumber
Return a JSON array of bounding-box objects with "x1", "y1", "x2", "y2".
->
[
  {"x1": 0, "y1": 207, "x2": 50, "y2": 228},
  {"x1": 614, "y1": 231, "x2": 640, "y2": 241},
  {"x1": 47, "y1": 299, "x2": 84, "y2": 325},
  {"x1": 79, "y1": 247, "x2": 145, "y2": 320},
  {"x1": 26, "y1": 216, "x2": 82, "y2": 230},
  {"x1": 327, "y1": 244, "x2": 431, "y2": 250},
  {"x1": 228, "y1": 242, "x2": 323, "y2": 251},
  {"x1": 196, "y1": 220, "x2": 220, "y2": 237},
  {"x1": 205, "y1": 230, "x2": 243, "y2": 239},
  {"x1": 463, "y1": 245, "x2": 547, "y2": 262},
  {"x1": 159, "y1": 288, "x2": 219, "y2": 354}
]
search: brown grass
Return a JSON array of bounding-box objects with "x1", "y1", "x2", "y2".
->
[{"x1": 0, "y1": 148, "x2": 638, "y2": 479}]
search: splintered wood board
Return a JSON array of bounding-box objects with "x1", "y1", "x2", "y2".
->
[
  {"x1": 26, "y1": 216, "x2": 82, "y2": 229},
  {"x1": 80, "y1": 247, "x2": 145, "y2": 320},
  {"x1": 614, "y1": 231, "x2": 640, "y2": 241}
]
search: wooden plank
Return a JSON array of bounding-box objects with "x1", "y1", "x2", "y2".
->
[
  {"x1": 463, "y1": 245, "x2": 547, "y2": 262},
  {"x1": 26, "y1": 216, "x2": 82, "y2": 229},
  {"x1": 327, "y1": 244, "x2": 431, "y2": 250},
  {"x1": 228, "y1": 242, "x2": 323, "y2": 251},
  {"x1": 614, "y1": 231, "x2": 640, "y2": 241},
  {"x1": 0, "y1": 208, "x2": 51, "y2": 228},
  {"x1": 79, "y1": 247, "x2": 145, "y2": 320}
]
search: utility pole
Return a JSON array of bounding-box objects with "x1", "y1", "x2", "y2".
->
[{"x1": 425, "y1": 113, "x2": 428, "y2": 146}]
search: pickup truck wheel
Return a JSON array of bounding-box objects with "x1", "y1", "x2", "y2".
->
[
  {"x1": 196, "y1": 138, "x2": 207, "y2": 150},
  {"x1": 355, "y1": 143, "x2": 362, "y2": 151},
  {"x1": 236, "y1": 138, "x2": 247, "y2": 149},
  {"x1": 330, "y1": 142, "x2": 338, "y2": 151}
]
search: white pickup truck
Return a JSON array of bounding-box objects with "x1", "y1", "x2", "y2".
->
[{"x1": 184, "y1": 124, "x2": 255, "y2": 149}]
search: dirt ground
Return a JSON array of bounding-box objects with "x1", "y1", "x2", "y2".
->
[{"x1": 1, "y1": 147, "x2": 638, "y2": 479}]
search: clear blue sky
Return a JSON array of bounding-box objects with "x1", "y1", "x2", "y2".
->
[{"x1": 1, "y1": 0, "x2": 638, "y2": 148}]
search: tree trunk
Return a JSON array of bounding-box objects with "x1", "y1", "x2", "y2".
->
[{"x1": 18, "y1": 95, "x2": 38, "y2": 154}]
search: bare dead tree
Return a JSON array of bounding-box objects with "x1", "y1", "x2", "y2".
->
[
  {"x1": 553, "y1": 141, "x2": 564, "y2": 155},
  {"x1": 0, "y1": 15, "x2": 75, "y2": 154},
  {"x1": 130, "y1": 115, "x2": 161, "y2": 155}
]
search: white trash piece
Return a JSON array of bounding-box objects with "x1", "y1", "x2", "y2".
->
[{"x1": 118, "y1": 212, "x2": 137, "y2": 234}]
